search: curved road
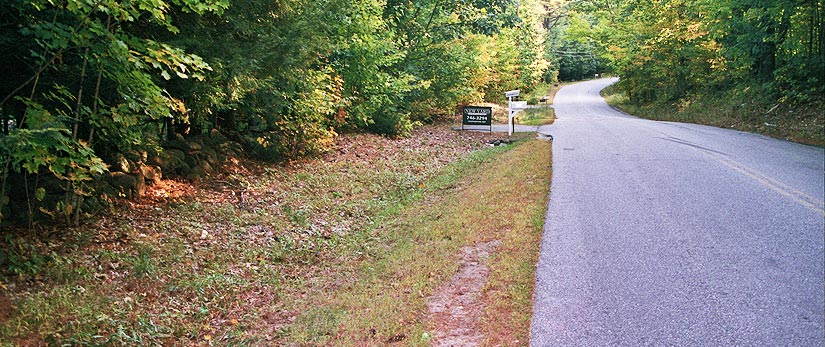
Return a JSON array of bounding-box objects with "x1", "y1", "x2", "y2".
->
[{"x1": 531, "y1": 78, "x2": 825, "y2": 346}]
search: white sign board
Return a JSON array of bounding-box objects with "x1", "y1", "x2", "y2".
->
[{"x1": 511, "y1": 101, "x2": 527, "y2": 110}]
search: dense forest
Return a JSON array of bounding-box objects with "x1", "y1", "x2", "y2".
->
[
  {"x1": 0, "y1": 0, "x2": 551, "y2": 226},
  {"x1": 1, "y1": 0, "x2": 823, "y2": 226},
  {"x1": 548, "y1": 0, "x2": 824, "y2": 141},
  {"x1": 548, "y1": 0, "x2": 824, "y2": 102}
]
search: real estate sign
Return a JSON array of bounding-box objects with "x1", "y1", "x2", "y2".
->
[{"x1": 462, "y1": 106, "x2": 492, "y2": 126}]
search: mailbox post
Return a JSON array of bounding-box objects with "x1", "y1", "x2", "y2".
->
[
  {"x1": 504, "y1": 90, "x2": 528, "y2": 136},
  {"x1": 505, "y1": 90, "x2": 519, "y2": 136}
]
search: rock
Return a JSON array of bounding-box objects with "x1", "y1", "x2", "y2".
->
[
  {"x1": 166, "y1": 133, "x2": 190, "y2": 151},
  {"x1": 155, "y1": 149, "x2": 186, "y2": 175},
  {"x1": 486, "y1": 138, "x2": 512, "y2": 146},
  {"x1": 169, "y1": 149, "x2": 186, "y2": 163},
  {"x1": 134, "y1": 173, "x2": 146, "y2": 196},
  {"x1": 188, "y1": 140, "x2": 203, "y2": 151},
  {"x1": 176, "y1": 163, "x2": 192, "y2": 177},
  {"x1": 187, "y1": 165, "x2": 206, "y2": 179},
  {"x1": 141, "y1": 165, "x2": 162, "y2": 184},
  {"x1": 148, "y1": 152, "x2": 162, "y2": 167},
  {"x1": 199, "y1": 146, "x2": 219, "y2": 166},
  {"x1": 96, "y1": 180, "x2": 117, "y2": 198},
  {"x1": 209, "y1": 128, "x2": 226, "y2": 142},
  {"x1": 113, "y1": 153, "x2": 131, "y2": 173},
  {"x1": 126, "y1": 158, "x2": 138, "y2": 173},
  {"x1": 220, "y1": 141, "x2": 243, "y2": 158},
  {"x1": 107, "y1": 172, "x2": 137, "y2": 199},
  {"x1": 124, "y1": 150, "x2": 148, "y2": 165},
  {"x1": 183, "y1": 154, "x2": 198, "y2": 169}
]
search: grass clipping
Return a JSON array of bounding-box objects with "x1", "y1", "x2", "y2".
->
[{"x1": 291, "y1": 139, "x2": 552, "y2": 346}]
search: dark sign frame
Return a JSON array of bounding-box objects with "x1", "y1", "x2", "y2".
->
[{"x1": 461, "y1": 106, "x2": 493, "y2": 131}]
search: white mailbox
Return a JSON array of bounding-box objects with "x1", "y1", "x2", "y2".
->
[{"x1": 505, "y1": 90, "x2": 523, "y2": 136}]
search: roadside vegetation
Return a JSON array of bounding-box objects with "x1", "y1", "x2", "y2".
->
[
  {"x1": 0, "y1": 126, "x2": 551, "y2": 346},
  {"x1": 517, "y1": 107, "x2": 556, "y2": 126},
  {"x1": 602, "y1": 84, "x2": 825, "y2": 146},
  {"x1": 3, "y1": 0, "x2": 821, "y2": 344},
  {"x1": 286, "y1": 136, "x2": 551, "y2": 346},
  {"x1": 545, "y1": 1, "x2": 824, "y2": 145},
  {"x1": 515, "y1": 83, "x2": 564, "y2": 126},
  {"x1": 0, "y1": 0, "x2": 553, "y2": 226}
]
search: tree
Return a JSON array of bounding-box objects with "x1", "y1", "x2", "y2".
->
[
  {"x1": 0, "y1": 0, "x2": 555, "y2": 226},
  {"x1": 564, "y1": 0, "x2": 825, "y2": 104},
  {"x1": 0, "y1": 0, "x2": 227, "y2": 225}
]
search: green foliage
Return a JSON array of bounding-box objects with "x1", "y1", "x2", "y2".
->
[
  {"x1": 556, "y1": 0, "x2": 825, "y2": 105},
  {"x1": 2, "y1": 128, "x2": 106, "y2": 183},
  {"x1": 518, "y1": 106, "x2": 555, "y2": 126},
  {"x1": 0, "y1": 235, "x2": 53, "y2": 277},
  {"x1": 1, "y1": 0, "x2": 552, "y2": 225},
  {"x1": 0, "y1": 127, "x2": 107, "y2": 225},
  {"x1": 1, "y1": 0, "x2": 226, "y2": 225},
  {"x1": 552, "y1": 40, "x2": 603, "y2": 81},
  {"x1": 542, "y1": 0, "x2": 607, "y2": 82}
]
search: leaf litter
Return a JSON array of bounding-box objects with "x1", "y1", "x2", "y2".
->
[{"x1": 0, "y1": 124, "x2": 502, "y2": 346}]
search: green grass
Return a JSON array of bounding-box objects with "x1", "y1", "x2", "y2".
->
[
  {"x1": 515, "y1": 82, "x2": 565, "y2": 126},
  {"x1": 0, "y1": 127, "x2": 551, "y2": 346},
  {"x1": 522, "y1": 83, "x2": 555, "y2": 105},
  {"x1": 602, "y1": 83, "x2": 825, "y2": 146},
  {"x1": 517, "y1": 107, "x2": 556, "y2": 126},
  {"x1": 285, "y1": 139, "x2": 552, "y2": 346}
]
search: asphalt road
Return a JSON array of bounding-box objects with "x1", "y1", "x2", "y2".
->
[{"x1": 531, "y1": 78, "x2": 825, "y2": 346}]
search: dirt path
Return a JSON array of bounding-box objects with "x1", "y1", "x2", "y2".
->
[{"x1": 426, "y1": 240, "x2": 501, "y2": 346}]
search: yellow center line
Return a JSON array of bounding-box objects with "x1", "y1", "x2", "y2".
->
[{"x1": 712, "y1": 154, "x2": 825, "y2": 215}]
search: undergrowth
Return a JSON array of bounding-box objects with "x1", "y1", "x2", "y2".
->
[
  {"x1": 602, "y1": 83, "x2": 825, "y2": 146},
  {"x1": 0, "y1": 125, "x2": 541, "y2": 346},
  {"x1": 285, "y1": 137, "x2": 551, "y2": 345}
]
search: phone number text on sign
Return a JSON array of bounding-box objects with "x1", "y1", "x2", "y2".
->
[{"x1": 462, "y1": 106, "x2": 492, "y2": 126}]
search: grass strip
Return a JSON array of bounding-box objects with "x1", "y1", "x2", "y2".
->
[
  {"x1": 601, "y1": 84, "x2": 825, "y2": 146},
  {"x1": 518, "y1": 107, "x2": 555, "y2": 126},
  {"x1": 286, "y1": 139, "x2": 552, "y2": 346},
  {"x1": 0, "y1": 126, "x2": 505, "y2": 346},
  {"x1": 516, "y1": 82, "x2": 565, "y2": 126}
]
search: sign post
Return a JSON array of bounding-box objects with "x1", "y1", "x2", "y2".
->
[
  {"x1": 461, "y1": 106, "x2": 493, "y2": 132},
  {"x1": 505, "y1": 90, "x2": 520, "y2": 136}
]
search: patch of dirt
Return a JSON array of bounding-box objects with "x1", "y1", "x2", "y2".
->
[
  {"x1": 0, "y1": 291, "x2": 12, "y2": 323},
  {"x1": 427, "y1": 240, "x2": 501, "y2": 347},
  {"x1": 1, "y1": 293, "x2": 44, "y2": 347},
  {"x1": 14, "y1": 333, "x2": 45, "y2": 347}
]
